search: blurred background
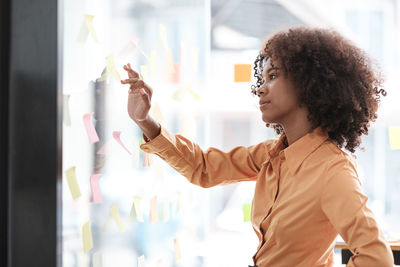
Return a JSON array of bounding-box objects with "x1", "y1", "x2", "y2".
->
[{"x1": 61, "y1": 0, "x2": 400, "y2": 266}]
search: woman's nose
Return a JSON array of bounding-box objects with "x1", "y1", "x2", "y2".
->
[{"x1": 256, "y1": 85, "x2": 267, "y2": 97}]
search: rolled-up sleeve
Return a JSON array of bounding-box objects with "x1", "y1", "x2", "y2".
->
[
  {"x1": 320, "y1": 160, "x2": 394, "y2": 267},
  {"x1": 140, "y1": 125, "x2": 268, "y2": 188}
]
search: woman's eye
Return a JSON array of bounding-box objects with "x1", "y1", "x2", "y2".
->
[{"x1": 269, "y1": 74, "x2": 277, "y2": 80}]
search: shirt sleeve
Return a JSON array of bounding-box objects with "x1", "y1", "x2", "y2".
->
[
  {"x1": 139, "y1": 125, "x2": 268, "y2": 188},
  {"x1": 320, "y1": 159, "x2": 394, "y2": 267}
]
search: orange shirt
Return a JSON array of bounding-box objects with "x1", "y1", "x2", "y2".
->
[{"x1": 140, "y1": 125, "x2": 394, "y2": 267}]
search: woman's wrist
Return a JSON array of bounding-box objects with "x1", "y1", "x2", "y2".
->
[{"x1": 134, "y1": 115, "x2": 161, "y2": 141}]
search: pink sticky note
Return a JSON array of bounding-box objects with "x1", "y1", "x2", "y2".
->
[
  {"x1": 83, "y1": 112, "x2": 99, "y2": 144},
  {"x1": 90, "y1": 174, "x2": 103, "y2": 203},
  {"x1": 113, "y1": 131, "x2": 132, "y2": 155},
  {"x1": 96, "y1": 143, "x2": 107, "y2": 154}
]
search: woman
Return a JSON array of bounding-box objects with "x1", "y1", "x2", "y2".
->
[{"x1": 121, "y1": 27, "x2": 394, "y2": 267}]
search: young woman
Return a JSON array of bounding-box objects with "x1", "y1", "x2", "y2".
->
[{"x1": 121, "y1": 27, "x2": 394, "y2": 267}]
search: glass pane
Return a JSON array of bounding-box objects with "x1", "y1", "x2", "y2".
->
[{"x1": 62, "y1": 1, "x2": 400, "y2": 267}]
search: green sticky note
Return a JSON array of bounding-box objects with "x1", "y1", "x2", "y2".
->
[{"x1": 243, "y1": 203, "x2": 252, "y2": 222}]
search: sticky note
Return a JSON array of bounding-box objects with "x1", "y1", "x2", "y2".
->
[
  {"x1": 90, "y1": 174, "x2": 103, "y2": 203},
  {"x1": 389, "y1": 126, "x2": 400, "y2": 150},
  {"x1": 92, "y1": 251, "x2": 102, "y2": 267},
  {"x1": 142, "y1": 152, "x2": 153, "y2": 167},
  {"x1": 82, "y1": 221, "x2": 93, "y2": 253},
  {"x1": 130, "y1": 196, "x2": 144, "y2": 222},
  {"x1": 111, "y1": 205, "x2": 126, "y2": 232},
  {"x1": 140, "y1": 65, "x2": 149, "y2": 82},
  {"x1": 152, "y1": 103, "x2": 164, "y2": 123},
  {"x1": 83, "y1": 112, "x2": 100, "y2": 144},
  {"x1": 159, "y1": 24, "x2": 168, "y2": 49},
  {"x1": 234, "y1": 64, "x2": 252, "y2": 82},
  {"x1": 138, "y1": 255, "x2": 145, "y2": 267},
  {"x1": 174, "y1": 238, "x2": 182, "y2": 262},
  {"x1": 96, "y1": 142, "x2": 107, "y2": 155},
  {"x1": 165, "y1": 48, "x2": 175, "y2": 73},
  {"x1": 63, "y1": 94, "x2": 71, "y2": 126},
  {"x1": 177, "y1": 192, "x2": 183, "y2": 213},
  {"x1": 243, "y1": 203, "x2": 252, "y2": 222},
  {"x1": 149, "y1": 50, "x2": 157, "y2": 76},
  {"x1": 118, "y1": 35, "x2": 139, "y2": 58},
  {"x1": 66, "y1": 167, "x2": 81, "y2": 200},
  {"x1": 191, "y1": 48, "x2": 200, "y2": 72},
  {"x1": 101, "y1": 216, "x2": 112, "y2": 232},
  {"x1": 106, "y1": 54, "x2": 121, "y2": 81},
  {"x1": 154, "y1": 161, "x2": 164, "y2": 183},
  {"x1": 76, "y1": 14, "x2": 99, "y2": 43},
  {"x1": 149, "y1": 196, "x2": 159, "y2": 223},
  {"x1": 113, "y1": 131, "x2": 132, "y2": 155},
  {"x1": 186, "y1": 85, "x2": 200, "y2": 101}
]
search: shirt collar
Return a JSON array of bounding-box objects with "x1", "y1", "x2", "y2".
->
[{"x1": 268, "y1": 127, "x2": 329, "y2": 175}]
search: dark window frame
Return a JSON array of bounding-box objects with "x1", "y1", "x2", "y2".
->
[{"x1": 1, "y1": 0, "x2": 63, "y2": 266}]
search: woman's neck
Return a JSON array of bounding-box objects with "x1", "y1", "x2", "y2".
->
[{"x1": 281, "y1": 108, "x2": 313, "y2": 146}]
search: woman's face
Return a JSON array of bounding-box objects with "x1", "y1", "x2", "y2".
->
[{"x1": 257, "y1": 58, "x2": 303, "y2": 125}]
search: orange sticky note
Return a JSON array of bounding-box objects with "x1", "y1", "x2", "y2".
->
[
  {"x1": 142, "y1": 152, "x2": 154, "y2": 167},
  {"x1": 174, "y1": 238, "x2": 182, "y2": 262},
  {"x1": 149, "y1": 196, "x2": 159, "y2": 223},
  {"x1": 234, "y1": 64, "x2": 252, "y2": 82}
]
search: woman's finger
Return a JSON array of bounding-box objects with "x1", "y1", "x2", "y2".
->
[
  {"x1": 123, "y1": 64, "x2": 139, "y2": 79},
  {"x1": 121, "y1": 78, "x2": 140, "y2": 84}
]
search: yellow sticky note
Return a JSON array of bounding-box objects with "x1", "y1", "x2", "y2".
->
[
  {"x1": 234, "y1": 64, "x2": 252, "y2": 82},
  {"x1": 130, "y1": 196, "x2": 144, "y2": 222},
  {"x1": 85, "y1": 15, "x2": 99, "y2": 43},
  {"x1": 140, "y1": 65, "x2": 149, "y2": 83},
  {"x1": 82, "y1": 221, "x2": 93, "y2": 253},
  {"x1": 149, "y1": 196, "x2": 159, "y2": 223},
  {"x1": 389, "y1": 126, "x2": 400, "y2": 150},
  {"x1": 106, "y1": 54, "x2": 121, "y2": 81},
  {"x1": 76, "y1": 14, "x2": 99, "y2": 43},
  {"x1": 110, "y1": 205, "x2": 126, "y2": 232},
  {"x1": 243, "y1": 203, "x2": 252, "y2": 222},
  {"x1": 191, "y1": 48, "x2": 200, "y2": 72},
  {"x1": 159, "y1": 24, "x2": 168, "y2": 49},
  {"x1": 152, "y1": 103, "x2": 164, "y2": 123},
  {"x1": 186, "y1": 85, "x2": 200, "y2": 101},
  {"x1": 174, "y1": 238, "x2": 182, "y2": 262},
  {"x1": 65, "y1": 167, "x2": 81, "y2": 200},
  {"x1": 63, "y1": 94, "x2": 71, "y2": 126},
  {"x1": 172, "y1": 88, "x2": 185, "y2": 101}
]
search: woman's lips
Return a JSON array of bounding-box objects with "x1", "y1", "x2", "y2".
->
[{"x1": 259, "y1": 101, "x2": 271, "y2": 109}]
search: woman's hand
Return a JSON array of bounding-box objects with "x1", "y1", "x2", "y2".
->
[{"x1": 121, "y1": 63, "x2": 153, "y2": 122}]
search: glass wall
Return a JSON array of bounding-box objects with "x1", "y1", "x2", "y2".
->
[{"x1": 62, "y1": 0, "x2": 400, "y2": 266}]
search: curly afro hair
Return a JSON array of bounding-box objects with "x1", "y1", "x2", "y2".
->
[{"x1": 251, "y1": 27, "x2": 386, "y2": 153}]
